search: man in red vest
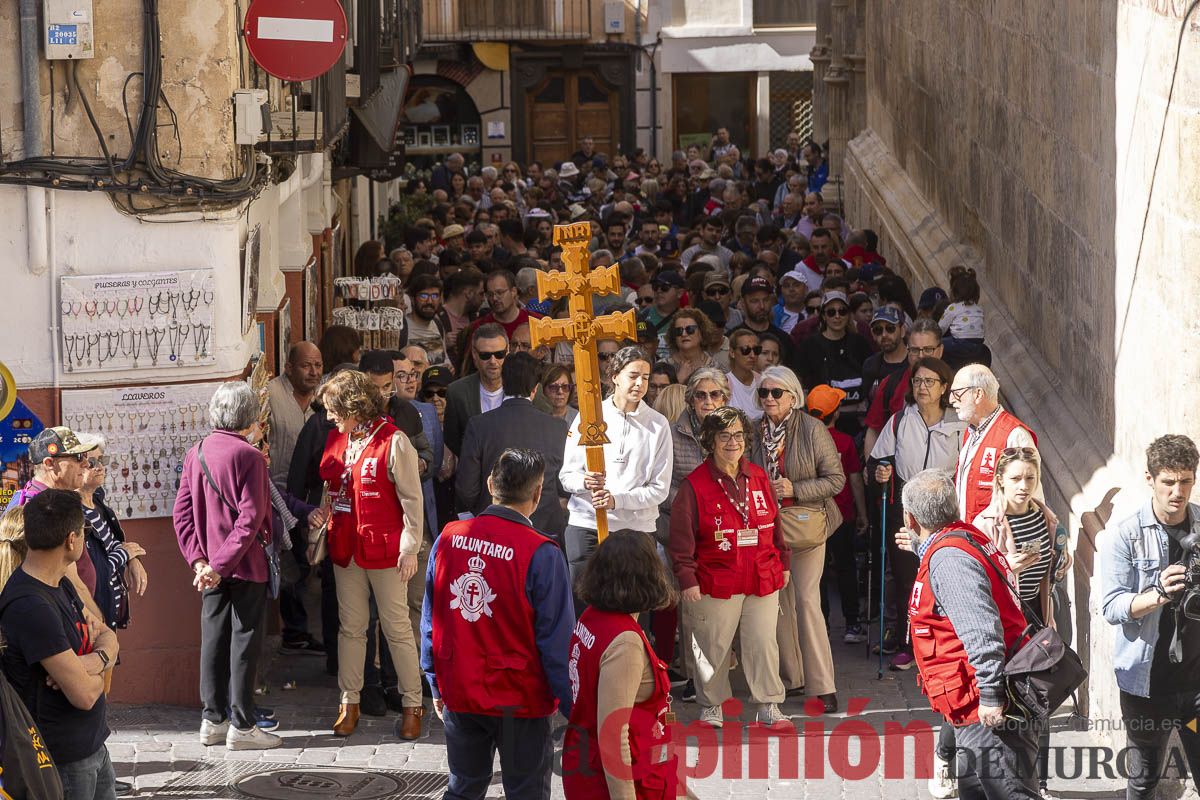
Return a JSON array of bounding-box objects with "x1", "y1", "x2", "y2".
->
[
  {"x1": 421, "y1": 448, "x2": 574, "y2": 800},
  {"x1": 899, "y1": 469, "x2": 1040, "y2": 799},
  {"x1": 948, "y1": 364, "x2": 1039, "y2": 522}
]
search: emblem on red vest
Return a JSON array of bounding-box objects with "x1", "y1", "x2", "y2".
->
[
  {"x1": 450, "y1": 555, "x2": 496, "y2": 622},
  {"x1": 569, "y1": 642, "x2": 582, "y2": 702}
]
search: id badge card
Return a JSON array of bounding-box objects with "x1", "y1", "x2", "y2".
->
[
  {"x1": 736, "y1": 528, "x2": 758, "y2": 547},
  {"x1": 332, "y1": 496, "x2": 352, "y2": 514}
]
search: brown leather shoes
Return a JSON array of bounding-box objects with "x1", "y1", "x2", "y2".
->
[
  {"x1": 395, "y1": 705, "x2": 424, "y2": 740},
  {"x1": 333, "y1": 703, "x2": 360, "y2": 737}
]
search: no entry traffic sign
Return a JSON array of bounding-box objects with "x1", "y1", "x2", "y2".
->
[{"x1": 242, "y1": 0, "x2": 348, "y2": 83}]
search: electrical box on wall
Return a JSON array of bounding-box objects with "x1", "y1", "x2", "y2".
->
[
  {"x1": 44, "y1": 0, "x2": 94, "y2": 60},
  {"x1": 234, "y1": 89, "x2": 270, "y2": 145},
  {"x1": 603, "y1": 1, "x2": 625, "y2": 33}
]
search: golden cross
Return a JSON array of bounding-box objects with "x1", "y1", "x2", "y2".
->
[{"x1": 529, "y1": 222, "x2": 636, "y2": 542}]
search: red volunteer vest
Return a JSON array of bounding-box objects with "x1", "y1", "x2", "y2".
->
[
  {"x1": 959, "y1": 410, "x2": 1037, "y2": 522},
  {"x1": 562, "y1": 609, "x2": 678, "y2": 800},
  {"x1": 430, "y1": 513, "x2": 556, "y2": 718},
  {"x1": 908, "y1": 523, "x2": 1027, "y2": 726},
  {"x1": 685, "y1": 460, "x2": 784, "y2": 599},
  {"x1": 318, "y1": 419, "x2": 407, "y2": 569}
]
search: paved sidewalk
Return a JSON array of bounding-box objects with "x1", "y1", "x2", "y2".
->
[{"x1": 107, "y1": 619, "x2": 1134, "y2": 799}]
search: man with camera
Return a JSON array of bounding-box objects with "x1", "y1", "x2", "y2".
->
[{"x1": 1100, "y1": 435, "x2": 1200, "y2": 799}]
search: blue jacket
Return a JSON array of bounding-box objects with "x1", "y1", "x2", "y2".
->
[
  {"x1": 412, "y1": 400, "x2": 443, "y2": 538},
  {"x1": 1099, "y1": 498, "x2": 1200, "y2": 697}
]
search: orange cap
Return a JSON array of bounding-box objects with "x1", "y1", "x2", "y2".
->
[{"x1": 806, "y1": 385, "x2": 846, "y2": 422}]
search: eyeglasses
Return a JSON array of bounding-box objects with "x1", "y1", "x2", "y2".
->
[
  {"x1": 1001, "y1": 447, "x2": 1038, "y2": 459},
  {"x1": 395, "y1": 369, "x2": 421, "y2": 381},
  {"x1": 757, "y1": 387, "x2": 788, "y2": 400},
  {"x1": 422, "y1": 387, "x2": 448, "y2": 398},
  {"x1": 912, "y1": 377, "x2": 942, "y2": 388},
  {"x1": 652, "y1": 282, "x2": 675, "y2": 292},
  {"x1": 55, "y1": 452, "x2": 86, "y2": 463},
  {"x1": 598, "y1": 351, "x2": 616, "y2": 361},
  {"x1": 806, "y1": 304, "x2": 821, "y2": 314},
  {"x1": 85, "y1": 455, "x2": 109, "y2": 468},
  {"x1": 949, "y1": 386, "x2": 978, "y2": 402},
  {"x1": 909, "y1": 345, "x2": 940, "y2": 356},
  {"x1": 510, "y1": 341, "x2": 533, "y2": 352},
  {"x1": 705, "y1": 287, "x2": 730, "y2": 297},
  {"x1": 485, "y1": 288, "x2": 512, "y2": 299},
  {"x1": 824, "y1": 306, "x2": 849, "y2": 318},
  {"x1": 871, "y1": 323, "x2": 898, "y2": 335},
  {"x1": 738, "y1": 345, "x2": 763, "y2": 356},
  {"x1": 715, "y1": 431, "x2": 746, "y2": 444},
  {"x1": 416, "y1": 292, "x2": 441, "y2": 302},
  {"x1": 692, "y1": 390, "x2": 725, "y2": 402},
  {"x1": 673, "y1": 324, "x2": 698, "y2": 337},
  {"x1": 476, "y1": 349, "x2": 507, "y2": 361},
  {"x1": 546, "y1": 382, "x2": 573, "y2": 394},
  {"x1": 637, "y1": 296, "x2": 654, "y2": 306}
]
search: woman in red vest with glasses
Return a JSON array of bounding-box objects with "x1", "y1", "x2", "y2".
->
[{"x1": 317, "y1": 370, "x2": 427, "y2": 740}]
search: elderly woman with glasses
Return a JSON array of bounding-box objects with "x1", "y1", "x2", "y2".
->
[
  {"x1": 665, "y1": 309, "x2": 722, "y2": 384},
  {"x1": 540, "y1": 364, "x2": 578, "y2": 428},
  {"x1": 174, "y1": 382, "x2": 281, "y2": 749},
  {"x1": 750, "y1": 366, "x2": 845, "y2": 713},
  {"x1": 316, "y1": 370, "x2": 427, "y2": 741},
  {"x1": 669, "y1": 406, "x2": 790, "y2": 729}
]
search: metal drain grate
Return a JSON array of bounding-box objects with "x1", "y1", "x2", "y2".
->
[{"x1": 154, "y1": 761, "x2": 449, "y2": 799}]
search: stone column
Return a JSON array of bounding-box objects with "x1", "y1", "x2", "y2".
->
[
  {"x1": 846, "y1": 0, "x2": 867, "y2": 136},
  {"x1": 825, "y1": 0, "x2": 850, "y2": 179},
  {"x1": 809, "y1": 0, "x2": 832, "y2": 146}
]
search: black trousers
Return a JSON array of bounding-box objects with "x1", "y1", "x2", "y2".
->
[
  {"x1": 199, "y1": 579, "x2": 268, "y2": 730},
  {"x1": 442, "y1": 710, "x2": 552, "y2": 800},
  {"x1": 1119, "y1": 688, "x2": 1200, "y2": 799},
  {"x1": 955, "y1": 717, "x2": 1043, "y2": 799},
  {"x1": 820, "y1": 521, "x2": 860, "y2": 626}
]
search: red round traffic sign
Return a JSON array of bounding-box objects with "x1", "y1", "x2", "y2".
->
[{"x1": 242, "y1": 0, "x2": 348, "y2": 83}]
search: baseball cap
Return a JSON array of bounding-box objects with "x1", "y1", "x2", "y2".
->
[
  {"x1": 806, "y1": 385, "x2": 846, "y2": 422},
  {"x1": 592, "y1": 155, "x2": 607, "y2": 168},
  {"x1": 691, "y1": 254, "x2": 722, "y2": 271},
  {"x1": 651, "y1": 270, "x2": 685, "y2": 289},
  {"x1": 358, "y1": 350, "x2": 395, "y2": 375},
  {"x1": 442, "y1": 224, "x2": 466, "y2": 240},
  {"x1": 421, "y1": 366, "x2": 453, "y2": 390},
  {"x1": 28, "y1": 426, "x2": 100, "y2": 462},
  {"x1": 636, "y1": 319, "x2": 657, "y2": 343},
  {"x1": 702, "y1": 272, "x2": 731, "y2": 290},
  {"x1": 780, "y1": 269, "x2": 809, "y2": 285},
  {"x1": 919, "y1": 286, "x2": 949, "y2": 310},
  {"x1": 742, "y1": 276, "x2": 774, "y2": 296},
  {"x1": 871, "y1": 305, "x2": 904, "y2": 326},
  {"x1": 821, "y1": 290, "x2": 850, "y2": 307}
]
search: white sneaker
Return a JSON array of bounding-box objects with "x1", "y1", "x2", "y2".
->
[
  {"x1": 226, "y1": 724, "x2": 282, "y2": 750},
  {"x1": 699, "y1": 705, "x2": 723, "y2": 728},
  {"x1": 199, "y1": 718, "x2": 229, "y2": 746},
  {"x1": 755, "y1": 703, "x2": 789, "y2": 728},
  {"x1": 928, "y1": 752, "x2": 958, "y2": 798}
]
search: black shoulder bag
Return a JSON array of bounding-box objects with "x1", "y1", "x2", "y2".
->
[
  {"x1": 196, "y1": 441, "x2": 280, "y2": 598},
  {"x1": 944, "y1": 533, "x2": 1088, "y2": 721}
]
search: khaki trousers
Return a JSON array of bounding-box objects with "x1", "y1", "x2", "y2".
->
[
  {"x1": 406, "y1": 537, "x2": 431, "y2": 641},
  {"x1": 334, "y1": 560, "x2": 422, "y2": 706},
  {"x1": 683, "y1": 590, "x2": 784, "y2": 707},
  {"x1": 776, "y1": 544, "x2": 836, "y2": 696}
]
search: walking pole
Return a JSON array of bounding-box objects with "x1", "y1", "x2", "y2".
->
[{"x1": 878, "y1": 482, "x2": 888, "y2": 680}]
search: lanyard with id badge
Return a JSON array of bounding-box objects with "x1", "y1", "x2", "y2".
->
[
  {"x1": 718, "y1": 475, "x2": 758, "y2": 548},
  {"x1": 332, "y1": 420, "x2": 387, "y2": 516}
]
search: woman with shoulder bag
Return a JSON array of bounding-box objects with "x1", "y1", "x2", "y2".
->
[{"x1": 750, "y1": 366, "x2": 844, "y2": 713}]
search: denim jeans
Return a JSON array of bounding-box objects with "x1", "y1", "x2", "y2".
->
[{"x1": 59, "y1": 745, "x2": 117, "y2": 800}]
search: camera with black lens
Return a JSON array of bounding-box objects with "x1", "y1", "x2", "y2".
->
[{"x1": 1176, "y1": 532, "x2": 1200, "y2": 620}]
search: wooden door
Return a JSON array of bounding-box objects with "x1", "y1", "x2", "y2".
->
[{"x1": 527, "y1": 69, "x2": 618, "y2": 165}]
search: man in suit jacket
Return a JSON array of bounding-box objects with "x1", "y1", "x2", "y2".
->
[
  {"x1": 443, "y1": 323, "x2": 508, "y2": 456},
  {"x1": 456, "y1": 352, "x2": 568, "y2": 541}
]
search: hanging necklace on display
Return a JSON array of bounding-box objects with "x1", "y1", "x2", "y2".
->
[
  {"x1": 102, "y1": 299, "x2": 118, "y2": 317},
  {"x1": 181, "y1": 288, "x2": 202, "y2": 315},
  {"x1": 84, "y1": 301, "x2": 98, "y2": 321},
  {"x1": 191, "y1": 324, "x2": 212, "y2": 360},
  {"x1": 145, "y1": 327, "x2": 165, "y2": 365},
  {"x1": 149, "y1": 291, "x2": 169, "y2": 319},
  {"x1": 167, "y1": 322, "x2": 190, "y2": 362}
]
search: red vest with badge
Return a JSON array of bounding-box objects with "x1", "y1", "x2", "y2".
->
[
  {"x1": 685, "y1": 460, "x2": 784, "y2": 599},
  {"x1": 430, "y1": 513, "x2": 556, "y2": 718},
  {"x1": 318, "y1": 419, "x2": 406, "y2": 569},
  {"x1": 563, "y1": 608, "x2": 678, "y2": 800},
  {"x1": 908, "y1": 523, "x2": 1027, "y2": 726},
  {"x1": 959, "y1": 411, "x2": 1037, "y2": 523}
]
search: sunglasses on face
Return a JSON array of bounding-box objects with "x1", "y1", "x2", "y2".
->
[
  {"x1": 652, "y1": 282, "x2": 675, "y2": 292},
  {"x1": 422, "y1": 387, "x2": 448, "y2": 398},
  {"x1": 637, "y1": 296, "x2": 654, "y2": 306},
  {"x1": 1002, "y1": 447, "x2": 1038, "y2": 458},
  {"x1": 476, "y1": 349, "x2": 507, "y2": 361},
  {"x1": 806, "y1": 304, "x2": 821, "y2": 314},
  {"x1": 757, "y1": 387, "x2": 787, "y2": 400},
  {"x1": 85, "y1": 455, "x2": 109, "y2": 468},
  {"x1": 546, "y1": 382, "x2": 573, "y2": 394},
  {"x1": 693, "y1": 390, "x2": 725, "y2": 402},
  {"x1": 598, "y1": 351, "x2": 616, "y2": 361},
  {"x1": 55, "y1": 452, "x2": 86, "y2": 463},
  {"x1": 824, "y1": 306, "x2": 849, "y2": 318},
  {"x1": 674, "y1": 324, "x2": 699, "y2": 337},
  {"x1": 510, "y1": 341, "x2": 533, "y2": 352},
  {"x1": 705, "y1": 286, "x2": 730, "y2": 297},
  {"x1": 738, "y1": 345, "x2": 763, "y2": 356},
  {"x1": 872, "y1": 323, "x2": 898, "y2": 335}
]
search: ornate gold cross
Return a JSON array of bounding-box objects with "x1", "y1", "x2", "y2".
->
[{"x1": 530, "y1": 222, "x2": 636, "y2": 542}]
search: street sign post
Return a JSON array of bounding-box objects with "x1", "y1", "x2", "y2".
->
[{"x1": 242, "y1": 0, "x2": 348, "y2": 83}]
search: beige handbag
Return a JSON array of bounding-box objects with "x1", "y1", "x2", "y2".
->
[{"x1": 777, "y1": 503, "x2": 830, "y2": 551}]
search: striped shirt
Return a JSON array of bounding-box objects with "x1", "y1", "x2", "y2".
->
[{"x1": 1007, "y1": 507, "x2": 1051, "y2": 601}]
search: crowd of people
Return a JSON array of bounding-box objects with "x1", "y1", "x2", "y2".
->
[{"x1": 0, "y1": 132, "x2": 1196, "y2": 800}]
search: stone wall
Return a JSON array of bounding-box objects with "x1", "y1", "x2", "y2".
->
[{"x1": 842, "y1": 0, "x2": 1200, "y2": 731}]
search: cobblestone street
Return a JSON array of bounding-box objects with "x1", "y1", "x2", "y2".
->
[{"x1": 107, "y1": 622, "x2": 1130, "y2": 799}]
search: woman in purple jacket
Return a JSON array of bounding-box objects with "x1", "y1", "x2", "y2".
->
[{"x1": 173, "y1": 382, "x2": 279, "y2": 752}]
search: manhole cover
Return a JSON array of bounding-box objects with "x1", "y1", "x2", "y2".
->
[{"x1": 234, "y1": 769, "x2": 401, "y2": 799}]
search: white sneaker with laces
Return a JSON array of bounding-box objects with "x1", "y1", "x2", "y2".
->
[
  {"x1": 699, "y1": 705, "x2": 723, "y2": 728},
  {"x1": 928, "y1": 752, "x2": 958, "y2": 798},
  {"x1": 199, "y1": 719, "x2": 229, "y2": 746},
  {"x1": 226, "y1": 724, "x2": 282, "y2": 750},
  {"x1": 755, "y1": 703, "x2": 789, "y2": 728}
]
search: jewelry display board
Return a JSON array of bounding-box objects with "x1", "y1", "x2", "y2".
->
[
  {"x1": 62, "y1": 381, "x2": 222, "y2": 519},
  {"x1": 59, "y1": 270, "x2": 216, "y2": 373},
  {"x1": 331, "y1": 275, "x2": 408, "y2": 350}
]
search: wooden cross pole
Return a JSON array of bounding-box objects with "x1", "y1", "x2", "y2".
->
[{"x1": 529, "y1": 222, "x2": 637, "y2": 542}]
